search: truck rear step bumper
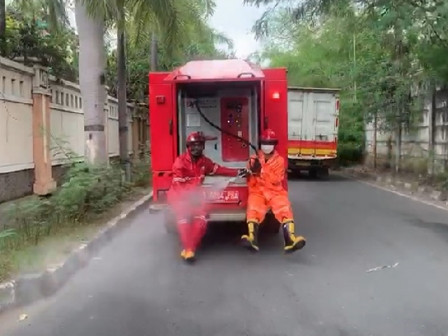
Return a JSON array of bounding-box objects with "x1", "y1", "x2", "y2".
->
[
  {"x1": 149, "y1": 203, "x2": 246, "y2": 222},
  {"x1": 208, "y1": 210, "x2": 246, "y2": 222}
]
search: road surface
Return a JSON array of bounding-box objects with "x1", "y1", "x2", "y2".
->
[{"x1": 1, "y1": 175, "x2": 448, "y2": 336}]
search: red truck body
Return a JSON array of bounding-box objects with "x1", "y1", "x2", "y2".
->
[{"x1": 149, "y1": 59, "x2": 288, "y2": 222}]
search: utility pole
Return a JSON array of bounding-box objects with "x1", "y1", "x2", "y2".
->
[
  {"x1": 395, "y1": 116, "x2": 402, "y2": 174},
  {"x1": 429, "y1": 82, "x2": 436, "y2": 175},
  {"x1": 117, "y1": 10, "x2": 131, "y2": 181},
  {"x1": 353, "y1": 33, "x2": 357, "y2": 102},
  {"x1": 151, "y1": 32, "x2": 158, "y2": 71},
  {"x1": 0, "y1": 0, "x2": 5, "y2": 56},
  {"x1": 148, "y1": 32, "x2": 157, "y2": 158},
  {"x1": 373, "y1": 111, "x2": 377, "y2": 169}
]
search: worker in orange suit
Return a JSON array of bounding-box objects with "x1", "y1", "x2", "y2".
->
[
  {"x1": 241, "y1": 129, "x2": 306, "y2": 253},
  {"x1": 167, "y1": 131, "x2": 244, "y2": 263}
]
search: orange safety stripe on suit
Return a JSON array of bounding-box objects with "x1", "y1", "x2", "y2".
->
[{"x1": 246, "y1": 150, "x2": 294, "y2": 224}]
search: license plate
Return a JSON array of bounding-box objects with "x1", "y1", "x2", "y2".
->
[
  {"x1": 204, "y1": 190, "x2": 240, "y2": 203},
  {"x1": 296, "y1": 161, "x2": 310, "y2": 166}
]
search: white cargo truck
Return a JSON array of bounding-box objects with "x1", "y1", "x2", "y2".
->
[{"x1": 287, "y1": 87, "x2": 340, "y2": 177}]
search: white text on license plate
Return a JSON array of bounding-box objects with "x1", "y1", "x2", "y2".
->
[{"x1": 205, "y1": 190, "x2": 239, "y2": 202}]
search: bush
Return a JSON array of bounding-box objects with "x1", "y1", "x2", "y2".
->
[
  {"x1": 0, "y1": 230, "x2": 15, "y2": 281},
  {"x1": 401, "y1": 157, "x2": 429, "y2": 176},
  {"x1": 54, "y1": 162, "x2": 131, "y2": 220},
  {"x1": 2, "y1": 197, "x2": 54, "y2": 247},
  {"x1": 0, "y1": 253, "x2": 13, "y2": 282},
  {"x1": 337, "y1": 142, "x2": 364, "y2": 166},
  {"x1": 336, "y1": 100, "x2": 365, "y2": 166},
  {"x1": 132, "y1": 151, "x2": 151, "y2": 187},
  {"x1": 433, "y1": 172, "x2": 448, "y2": 190},
  {"x1": 0, "y1": 160, "x2": 147, "y2": 253}
]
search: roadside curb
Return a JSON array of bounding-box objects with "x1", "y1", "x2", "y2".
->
[
  {"x1": 0, "y1": 191, "x2": 153, "y2": 314},
  {"x1": 339, "y1": 169, "x2": 448, "y2": 211}
]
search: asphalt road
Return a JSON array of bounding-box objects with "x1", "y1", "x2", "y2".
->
[{"x1": 2, "y1": 175, "x2": 448, "y2": 336}]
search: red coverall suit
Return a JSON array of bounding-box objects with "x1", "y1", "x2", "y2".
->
[
  {"x1": 167, "y1": 132, "x2": 239, "y2": 262},
  {"x1": 241, "y1": 129, "x2": 306, "y2": 253}
]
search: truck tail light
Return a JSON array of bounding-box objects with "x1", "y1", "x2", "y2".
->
[
  {"x1": 156, "y1": 95, "x2": 166, "y2": 104},
  {"x1": 272, "y1": 92, "x2": 280, "y2": 100}
]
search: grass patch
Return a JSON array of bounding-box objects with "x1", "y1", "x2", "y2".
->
[{"x1": 0, "y1": 154, "x2": 151, "y2": 283}]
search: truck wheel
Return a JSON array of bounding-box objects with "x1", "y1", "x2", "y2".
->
[
  {"x1": 290, "y1": 168, "x2": 301, "y2": 179},
  {"x1": 163, "y1": 209, "x2": 177, "y2": 235},
  {"x1": 320, "y1": 167, "x2": 330, "y2": 178}
]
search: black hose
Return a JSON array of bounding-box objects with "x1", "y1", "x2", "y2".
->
[{"x1": 193, "y1": 100, "x2": 258, "y2": 153}]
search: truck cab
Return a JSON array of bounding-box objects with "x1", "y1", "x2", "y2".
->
[{"x1": 148, "y1": 59, "x2": 288, "y2": 231}]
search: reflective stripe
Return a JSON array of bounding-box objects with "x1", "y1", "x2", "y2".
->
[
  {"x1": 173, "y1": 177, "x2": 191, "y2": 183},
  {"x1": 194, "y1": 215, "x2": 207, "y2": 221}
]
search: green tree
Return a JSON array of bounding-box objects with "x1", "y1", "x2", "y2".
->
[
  {"x1": 116, "y1": 0, "x2": 219, "y2": 179},
  {"x1": 246, "y1": 0, "x2": 446, "y2": 169},
  {"x1": 246, "y1": 0, "x2": 448, "y2": 82},
  {"x1": 74, "y1": 0, "x2": 220, "y2": 168},
  {"x1": 105, "y1": 16, "x2": 234, "y2": 102},
  {"x1": 0, "y1": 0, "x2": 69, "y2": 56},
  {"x1": 0, "y1": 1, "x2": 77, "y2": 80}
]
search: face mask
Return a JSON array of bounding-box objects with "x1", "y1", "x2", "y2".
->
[{"x1": 261, "y1": 144, "x2": 275, "y2": 154}]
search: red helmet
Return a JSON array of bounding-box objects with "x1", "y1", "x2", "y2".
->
[
  {"x1": 260, "y1": 129, "x2": 278, "y2": 145},
  {"x1": 186, "y1": 131, "x2": 205, "y2": 146}
]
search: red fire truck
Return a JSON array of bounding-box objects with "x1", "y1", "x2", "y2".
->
[{"x1": 148, "y1": 59, "x2": 288, "y2": 232}]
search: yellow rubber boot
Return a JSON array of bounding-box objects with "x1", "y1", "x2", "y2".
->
[
  {"x1": 241, "y1": 221, "x2": 259, "y2": 252},
  {"x1": 180, "y1": 249, "x2": 196, "y2": 263},
  {"x1": 282, "y1": 221, "x2": 306, "y2": 253}
]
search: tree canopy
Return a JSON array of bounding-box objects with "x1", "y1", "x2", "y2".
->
[
  {"x1": 246, "y1": 0, "x2": 448, "y2": 164},
  {"x1": 1, "y1": 1, "x2": 78, "y2": 80},
  {"x1": 0, "y1": 0, "x2": 233, "y2": 99},
  {"x1": 105, "y1": 1, "x2": 234, "y2": 101}
]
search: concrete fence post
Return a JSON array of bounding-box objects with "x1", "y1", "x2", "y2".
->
[{"x1": 32, "y1": 65, "x2": 56, "y2": 195}]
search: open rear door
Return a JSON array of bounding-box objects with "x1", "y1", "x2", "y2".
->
[
  {"x1": 263, "y1": 68, "x2": 288, "y2": 189},
  {"x1": 149, "y1": 72, "x2": 176, "y2": 171},
  {"x1": 149, "y1": 72, "x2": 176, "y2": 202}
]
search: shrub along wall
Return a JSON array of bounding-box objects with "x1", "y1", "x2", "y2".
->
[{"x1": 0, "y1": 154, "x2": 151, "y2": 281}]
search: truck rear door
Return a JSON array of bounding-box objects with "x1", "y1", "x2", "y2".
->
[{"x1": 288, "y1": 88, "x2": 339, "y2": 158}]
